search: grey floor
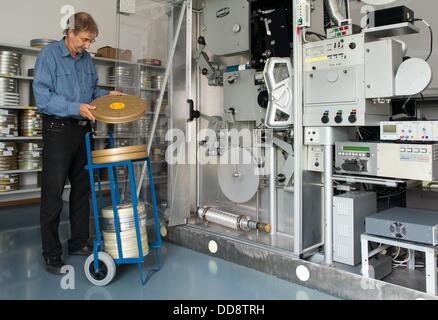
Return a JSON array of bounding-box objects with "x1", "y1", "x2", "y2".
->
[{"x1": 0, "y1": 204, "x2": 338, "y2": 300}]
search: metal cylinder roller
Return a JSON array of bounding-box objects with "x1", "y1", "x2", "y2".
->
[{"x1": 197, "y1": 207, "x2": 271, "y2": 233}]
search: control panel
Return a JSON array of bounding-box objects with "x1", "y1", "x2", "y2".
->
[
  {"x1": 327, "y1": 25, "x2": 353, "y2": 39},
  {"x1": 381, "y1": 121, "x2": 438, "y2": 142},
  {"x1": 303, "y1": 34, "x2": 390, "y2": 126},
  {"x1": 336, "y1": 141, "x2": 438, "y2": 181},
  {"x1": 335, "y1": 142, "x2": 378, "y2": 176},
  {"x1": 378, "y1": 143, "x2": 438, "y2": 181},
  {"x1": 307, "y1": 146, "x2": 324, "y2": 172}
]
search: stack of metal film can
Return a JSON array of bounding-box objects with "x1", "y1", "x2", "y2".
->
[
  {"x1": 92, "y1": 121, "x2": 110, "y2": 137},
  {"x1": 0, "y1": 109, "x2": 18, "y2": 137},
  {"x1": 108, "y1": 66, "x2": 134, "y2": 87},
  {"x1": 0, "y1": 173, "x2": 19, "y2": 192},
  {"x1": 30, "y1": 39, "x2": 57, "y2": 48},
  {"x1": 151, "y1": 73, "x2": 164, "y2": 90},
  {"x1": 101, "y1": 202, "x2": 149, "y2": 259},
  {"x1": 115, "y1": 139, "x2": 129, "y2": 181},
  {"x1": 0, "y1": 50, "x2": 21, "y2": 76},
  {"x1": 0, "y1": 142, "x2": 17, "y2": 170},
  {"x1": 138, "y1": 114, "x2": 152, "y2": 139},
  {"x1": 19, "y1": 109, "x2": 42, "y2": 137},
  {"x1": 18, "y1": 142, "x2": 42, "y2": 170},
  {"x1": 139, "y1": 70, "x2": 152, "y2": 89},
  {"x1": 113, "y1": 123, "x2": 132, "y2": 137},
  {"x1": 0, "y1": 78, "x2": 20, "y2": 107}
]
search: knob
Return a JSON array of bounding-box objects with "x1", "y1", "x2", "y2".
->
[
  {"x1": 198, "y1": 36, "x2": 206, "y2": 45},
  {"x1": 232, "y1": 24, "x2": 241, "y2": 33},
  {"x1": 321, "y1": 115, "x2": 329, "y2": 124},
  {"x1": 335, "y1": 115, "x2": 343, "y2": 124},
  {"x1": 349, "y1": 42, "x2": 356, "y2": 49},
  {"x1": 348, "y1": 114, "x2": 357, "y2": 123},
  {"x1": 257, "y1": 90, "x2": 269, "y2": 109}
]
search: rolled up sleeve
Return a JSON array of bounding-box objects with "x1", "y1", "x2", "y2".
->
[{"x1": 33, "y1": 51, "x2": 80, "y2": 117}]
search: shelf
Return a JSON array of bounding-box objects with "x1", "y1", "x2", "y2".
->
[
  {"x1": 0, "y1": 43, "x2": 40, "y2": 55},
  {"x1": 0, "y1": 42, "x2": 166, "y2": 71},
  {"x1": 0, "y1": 106, "x2": 37, "y2": 110},
  {"x1": 363, "y1": 22, "x2": 420, "y2": 38},
  {"x1": 0, "y1": 169, "x2": 41, "y2": 174},
  {"x1": 0, "y1": 136, "x2": 42, "y2": 140},
  {"x1": 92, "y1": 56, "x2": 165, "y2": 70},
  {"x1": 0, "y1": 175, "x2": 168, "y2": 196},
  {"x1": 0, "y1": 184, "x2": 41, "y2": 195},
  {"x1": 0, "y1": 74, "x2": 33, "y2": 81}
]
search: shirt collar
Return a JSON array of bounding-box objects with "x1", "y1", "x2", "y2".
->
[{"x1": 59, "y1": 37, "x2": 84, "y2": 60}]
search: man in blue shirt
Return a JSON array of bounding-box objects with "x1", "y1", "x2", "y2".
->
[{"x1": 33, "y1": 12, "x2": 123, "y2": 274}]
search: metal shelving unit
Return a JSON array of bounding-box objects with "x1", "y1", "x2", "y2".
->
[
  {"x1": 0, "y1": 169, "x2": 41, "y2": 174},
  {"x1": 0, "y1": 137, "x2": 42, "y2": 140},
  {"x1": 0, "y1": 42, "x2": 169, "y2": 203}
]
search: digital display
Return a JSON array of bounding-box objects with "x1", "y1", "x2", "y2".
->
[
  {"x1": 306, "y1": 46, "x2": 324, "y2": 57},
  {"x1": 343, "y1": 146, "x2": 370, "y2": 152},
  {"x1": 383, "y1": 125, "x2": 397, "y2": 133}
]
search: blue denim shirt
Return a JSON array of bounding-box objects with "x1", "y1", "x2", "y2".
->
[{"x1": 33, "y1": 38, "x2": 108, "y2": 119}]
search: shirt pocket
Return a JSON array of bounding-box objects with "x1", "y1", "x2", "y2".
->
[
  {"x1": 55, "y1": 69, "x2": 73, "y2": 93},
  {"x1": 85, "y1": 70, "x2": 97, "y2": 89}
]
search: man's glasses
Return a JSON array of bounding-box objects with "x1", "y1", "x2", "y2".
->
[{"x1": 79, "y1": 37, "x2": 96, "y2": 44}]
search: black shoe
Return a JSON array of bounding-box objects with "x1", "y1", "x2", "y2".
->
[
  {"x1": 68, "y1": 243, "x2": 93, "y2": 256},
  {"x1": 44, "y1": 255, "x2": 66, "y2": 275}
]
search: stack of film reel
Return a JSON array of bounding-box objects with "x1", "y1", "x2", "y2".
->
[
  {"x1": 30, "y1": 39, "x2": 57, "y2": 49},
  {"x1": 0, "y1": 173, "x2": 19, "y2": 192},
  {"x1": 19, "y1": 109, "x2": 42, "y2": 137},
  {"x1": 0, "y1": 50, "x2": 21, "y2": 108},
  {"x1": 18, "y1": 142, "x2": 42, "y2": 170},
  {"x1": 0, "y1": 109, "x2": 18, "y2": 137},
  {"x1": 0, "y1": 142, "x2": 17, "y2": 171},
  {"x1": 108, "y1": 66, "x2": 134, "y2": 87},
  {"x1": 0, "y1": 50, "x2": 21, "y2": 76},
  {"x1": 101, "y1": 202, "x2": 149, "y2": 259}
]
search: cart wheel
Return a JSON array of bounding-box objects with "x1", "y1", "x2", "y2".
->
[{"x1": 84, "y1": 252, "x2": 116, "y2": 287}]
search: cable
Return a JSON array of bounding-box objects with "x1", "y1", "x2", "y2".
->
[
  {"x1": 306, "y1": 31, "x2": 327, "y2": 40},
  {"x1": 414, "y1": 18, "x2": 433, "y2": 62}
]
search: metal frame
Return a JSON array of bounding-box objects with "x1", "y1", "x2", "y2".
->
[
  {"x1": 85, "y1": 132, "x2": 162, "y2": 285},
  {"x1": 361, "y1": 233, "x2": 437, "y2": 295}
]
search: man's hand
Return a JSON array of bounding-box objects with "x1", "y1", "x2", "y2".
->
[
  {"x1": 109, "y1": 90, "x2": 126, "y2": 96},
  {"x1": 80, "y1": 104, "x2": 96, "y2": 122}
]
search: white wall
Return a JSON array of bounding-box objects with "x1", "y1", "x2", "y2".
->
[
  {"x1": 350, "y1": 0, "x2": 438, "y2": 96},
  {"x1": 0, "y1": 0, "x2": 118, "y2": 50}
]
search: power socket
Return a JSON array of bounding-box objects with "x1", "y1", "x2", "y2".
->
[{"x1": 304, "y1": 127, "x2": 349, "y2": 146}]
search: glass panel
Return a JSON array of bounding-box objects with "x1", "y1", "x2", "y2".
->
[{"x1": 112, "y1": 0, "x2": 172, "y2": 228}]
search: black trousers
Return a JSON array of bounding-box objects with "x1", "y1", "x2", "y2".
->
[{"x1": 40, "y1": 115, "x2": 92, "y2": 259}]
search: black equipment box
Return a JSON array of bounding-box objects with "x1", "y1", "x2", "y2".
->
[{"x1": 371, "y1": 6, "x2": 414, "y2": 27}]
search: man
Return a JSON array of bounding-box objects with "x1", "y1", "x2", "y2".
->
[{"x1": 33, "y1": 12, "x2": 123, "y2": 274}]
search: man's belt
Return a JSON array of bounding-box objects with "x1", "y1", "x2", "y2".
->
[{"x1": 43, "y1": 114, "x2": 90, "y2": 127}]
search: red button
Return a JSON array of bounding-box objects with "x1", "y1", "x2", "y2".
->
[{"x1": 342, "y1": 32, "x2": 347, "y2": 35}]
